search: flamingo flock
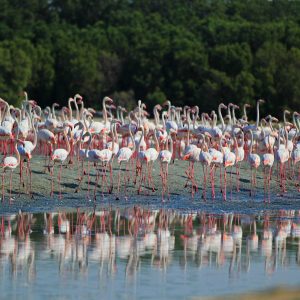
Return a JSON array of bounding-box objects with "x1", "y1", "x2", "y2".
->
[{"x1": 0, "y1": 93, "x2": 299, "y2": 203}]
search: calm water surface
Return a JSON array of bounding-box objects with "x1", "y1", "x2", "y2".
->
[{"x1": 0, "y1": 207, "x2": 300, "y2": 299}]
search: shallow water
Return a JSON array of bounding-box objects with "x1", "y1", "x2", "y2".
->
[{"x1": 0, "y1": 208, "x2": 300, "y2": 299}]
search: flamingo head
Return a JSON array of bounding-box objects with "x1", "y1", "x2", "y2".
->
[
  {"x1": 25, "y1": 152, "x2": 32, "y2": 160},
  {"x1": 104, "y1": 96, "x2": 113, "y2": 105},
  {"x1": 258, "y1": 99, "x2": 265, "y2": 104},
  {"x1": 219, "y1": 103, "x2": 227, "y2": 110}
]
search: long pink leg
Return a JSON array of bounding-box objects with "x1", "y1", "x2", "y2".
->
[
  {"x1": 268, "y1": 167, "x2": 272, "y2": 203},
  {"x1": 28, "y1": 160, "x2": 33, "y2": 197},
  {"x1": 58, "y1": 164, "x2": 63, "y2": 199},
  {"x1": 2, "y1": 172, "x2": 5, "y2": 202},
  {"x1": 86, "y1": 162, "x2": 91, "y2": 200},
  {"x1": 166, "y1": 164, "x2": 170, "y2": 201},
  {"x1": 263, "y1": 167, "x2": 267, "y2": 202},
  {"x1": 236, "y1": 164, "x2": 240, "y2": 192},
  {"x1": 223, "y1": 168, "x2": 227, "y2": 201},
  {"x1": 9, "y1": 171, "x2": 13, "y2": 203},
  {"x1": 50, "y1": 165, "x2": 54, "y2": 197},
  {"x1": 210, "y1": 166, "x2": 215, "y2": 199},
  {"x1": 202, "y1": 165, "x2": 206, "y2": 201},
  {"x1": 117, "y1": 164, "x2": 121, "y2": 195}
]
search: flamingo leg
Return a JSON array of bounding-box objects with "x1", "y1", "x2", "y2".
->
[
  {"x1": 223, "y1": 168, "x2": 227, "y2": 201},
  {"x1": 2, "y1": 172, "x2": 5, "y2": 202},
  {"x1": 9, "y1": 170, "x2": 13, "y2": 203},
  {"x1": 58, "y1": 163, "x2": 63, "y2": 199},
  {"x1": 50, "y1": 164, "x2": 54, "y2": 197},
  {"x1": 117, "y1": 163, "x2": 121, "y2": 195}
]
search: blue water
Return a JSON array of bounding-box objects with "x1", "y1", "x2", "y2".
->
[{"x1": 0, "y1": 208, "x2": 299, "y2": 299}]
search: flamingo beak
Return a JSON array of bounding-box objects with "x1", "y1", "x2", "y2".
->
[{"x1": 183, "y1": 154, "x2": 190, "y2": 161}]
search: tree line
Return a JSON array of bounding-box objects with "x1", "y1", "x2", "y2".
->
[{"x1": 1, "y1": 0, "x2": 300, "y2": 118}]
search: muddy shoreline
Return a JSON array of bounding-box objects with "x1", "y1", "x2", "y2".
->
[{"x1": 0, "y1": 156, "x2": 299, "y2": 215}]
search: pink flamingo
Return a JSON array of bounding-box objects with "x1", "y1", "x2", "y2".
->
[
  {"x1": 116, "y1": 125, "x2": 135, "y2": 199},
  {"x1": 209, "y1": 144, "x2": 223, "y2": 199},
  {"x1": 37, "y1": 128, "x2": 56, "y2": 172},
  {"x1": 18, "y1": 116, "x2": 38, "y2": 196},
  {"x1": 262, "y1": 135, "x2": 274, "y2": 202},
  {"x1": 222, "y1": 135, "x2": 236, "y2": 201},
  {"x1": 159, "y1": 134, "x2": 173, "y2": 201},
  {"x1": 233, "y1": 128, "x2": 244, "y2": 192},
  {"x1": 276, "y1": 125, "x2": 289, "y2": 195},
  {"x1": 2, "y1": 139, "x2": 24, "y2": 202},
  {"x1": 248, "y1": 129, "x2": 261, "y2": 197},
  {"x1": 144, "y1": 131, "x2": 159, "y2": 192},
  {"x1": 199, "y1": 134, "x2": 212, "y2": 201},
  {"x1": 50, "y1": 126, "x2": 71, "y2": 199}
]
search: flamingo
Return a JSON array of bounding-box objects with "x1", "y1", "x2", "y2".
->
[
  {"x1": 144, "y1": 131, "x2": 160, "y2": 192},
  {"x1": 248, "y1": 129, "x2": 261, "y2": 197},
  {"x1": 159, "y1": 134, "x2": 173, "y2": 201},
  {"x1": 17, "y1": 116, "x2": 38, "y2": 196},
  {"x1": 49, "y1": 126, "x2": 71, "y2": 199},
  {"x1": 1, "y1": 139, "x2": 24, "y2": 202},
  {"x1": 276, "y1": 125, "x2": 289, "y2": 195},
  {"x1": 222, "y1": 134, "x2": 236, "y2": 200},
  {"x1": 262, "y1": 135, "x2": 274, "y2": 202},
  {"x1": 199, "y1": 134, "x2": 212, "y2": 201},
  {"x1": 116, "y1": 124, "x2": 135, "y2": 199}
]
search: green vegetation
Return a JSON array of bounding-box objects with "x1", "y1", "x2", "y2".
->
[{"x1": 1, "y1": 0, "x2": 300, "y2": 117}]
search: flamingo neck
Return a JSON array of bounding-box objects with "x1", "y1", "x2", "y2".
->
[
  {"x1": 129, "y1": 126, "x2": 135, "y2": 153},
  {"x1": 68, "y1": 99, "x2": 73, "y2": 120},
  {"x1": 243, "y1": 105, "x2": 248, "y2": 121},
  {"x1": 103, "y1": 99, "x2": 108, "y2": 124},
  {"x1": 218, "y1": 106, "x2": 225, "y2": 130},
  {"x1": 256, "y1": 101, "x2": 260, "y2": 129}
]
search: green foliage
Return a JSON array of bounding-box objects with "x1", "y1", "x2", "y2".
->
[{"x1": 0, "y1": 0, "x2": 300, "y2": 117}]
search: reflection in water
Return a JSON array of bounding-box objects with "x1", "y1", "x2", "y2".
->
[{"x1": 0, "y1": 208, "x2": 300, "y2": 298}]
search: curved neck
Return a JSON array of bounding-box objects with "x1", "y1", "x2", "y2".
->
[
  {"x1": 154, "y1": 130, "x2": 159, "y2": 151},
  {"x1": 153, "y1": 107, "x2": 158, "y2": 126},
  {"x1": 187, "y1": 121, "x2": 190, "y2": 146},
  {"x1": 80, "y1": 101, "x2": 85, "y2": 119},
  {"x1": 32, "y1": 118, "x2": 38, "y2": 149},
  {"x1": 68, "y1": 99, "x2": 73, "y2": 120},
  {"x1": 227, "y1": 106, "x2": 232, "y2": 125},
  {"x1": 256, "y1": 101, "x2": 260, "y2": 128},
  {"x1": 218, "y1": 106, "x2": 225, "y2": 130},
  {"x1": 232, "y1": 107, "x2": 237, "y2": 125},
  {"x1": 103, "y1": 99, "x2": 108, "y2": 124},
  {"x1": 129, "y1": 126, "x2": 135, "y2": 153},
  {"x1": 111, "y1": 124, "x2": 115, "y2": 152},
  {"x1": 74, "y1": 101, "x2": 79, "y2": 120},
  {"x1": 120, "y1": 110, "x2": 124, "y2": 125},
  {"x1": 52, "y1": 105, "x2": 57, "y2": 120},
  {"x1": 243, "y1": 105, "x2": 248, "y2": 121},
  {"x1": 283, "y1": 111, "x2": 289, "y2": 127}
]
